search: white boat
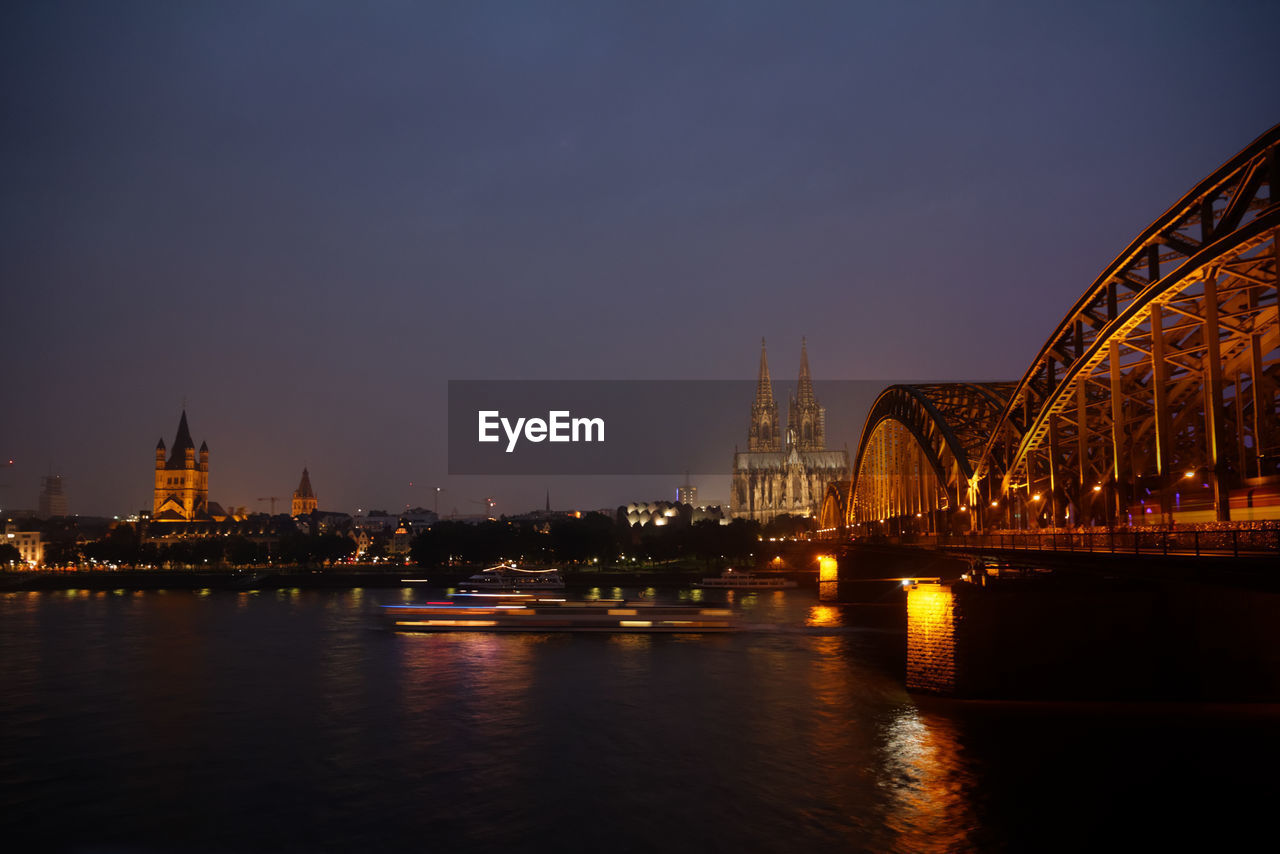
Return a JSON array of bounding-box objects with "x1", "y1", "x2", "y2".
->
[
  {"x1": 699, "y1": 568, "x2": 797, "y2": 589},
  {"x1": 458, "y1": 563, "x2": 565, "y2": 592}
]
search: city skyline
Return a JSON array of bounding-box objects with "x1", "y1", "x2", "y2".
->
[{"x1": 4, "y1": 2, "x2": 1278, "y2": 516}]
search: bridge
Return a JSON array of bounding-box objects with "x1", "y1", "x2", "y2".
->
[{"x1": 821, "y1": 124, "x2": 1280, "y2": 550}]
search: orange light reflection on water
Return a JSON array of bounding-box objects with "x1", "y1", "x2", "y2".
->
[
  {"x1": 805, "y1": 605, "x2": 842, "y2": 627},
  {"x1": 880, "y1": 705, "x2": 976, "y2": 853}
]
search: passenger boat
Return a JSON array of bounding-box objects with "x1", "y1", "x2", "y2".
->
[
  {"x1": 382, "y1": 597, "x2": 737, "y2": 633},
  {"x1": 699, "y1": 568, "x2": 797, "y2": 589},
  {"x1": 457, "y1": 563, "x2": 565, "y2": 593}
]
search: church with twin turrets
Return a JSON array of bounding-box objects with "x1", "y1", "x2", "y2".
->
[
  {"x1": 730, "y1": 339, "x2": 850, "y2": 523},
  {"x1": 153, "y1": 410, "x2": 210, "y2": 522}
]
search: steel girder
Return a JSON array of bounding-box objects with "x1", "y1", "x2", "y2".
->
[
  {"x1": 984, "y1": 124, "x2": 1279, "y2": 527},
  {"x1": 844, "y1": 124, "x2": 1280, "y2": 531},
  {"x1": 818, "y1": 481, "x2": 850, "y2": 532},
  {"x1": 848, "y1": 383, "x2": 1015, "y2": 524}
]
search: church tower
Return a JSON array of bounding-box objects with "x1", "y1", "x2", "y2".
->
[
  {"x1": 748, "y1": 338, "x2": 782, "y2": 452},
  {"x1": 292, "y1": 468, "x2": 318, "y2": 517},
  {"x1": 152, "y1": 410, "x2": 209, "y2": 522},
  {"x1": 788, "y1": 338, "x2": 826, "y2": 452}
]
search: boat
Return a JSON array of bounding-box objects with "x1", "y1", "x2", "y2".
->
[
  {"x1": 699, "y1": 568, "x2": 797, "y2": 589},
  {"x1": 457, "y1": 563, "x2": 565, "y2": 593},
  {"x1": 382, "y1": 597, "x2": 738, "y2": 633}
]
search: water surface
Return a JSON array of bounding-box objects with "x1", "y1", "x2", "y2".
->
[{"x1": 1, "y1": 587, "x2": 1274, "y2": 852}]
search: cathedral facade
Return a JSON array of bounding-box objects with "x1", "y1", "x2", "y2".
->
[
  {"x1": 153, "y1": 410, "x2": 209, "y2": 522},
  {"x1": 730, "y1": 340, "x2": 850, "y2": 523}
]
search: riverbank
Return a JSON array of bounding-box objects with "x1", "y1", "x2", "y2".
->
[{"x1": 0, "y1": 565, "x2": 812, "y2": 592}]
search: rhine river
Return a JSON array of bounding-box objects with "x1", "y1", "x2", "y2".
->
[{"x1": 1, "y1": 584, "x2": 1275, "y2": 852}]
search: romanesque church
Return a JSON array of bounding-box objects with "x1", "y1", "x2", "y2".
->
[{"x1": 730, "y1": 340, "x2": 849, "y2": 523}]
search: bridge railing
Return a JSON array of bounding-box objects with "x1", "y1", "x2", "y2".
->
[{"x1": 925, "y1": 528, "x2": 1280, "y2": 557}]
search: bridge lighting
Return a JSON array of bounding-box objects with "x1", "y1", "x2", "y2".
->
[
  {"x1": 959, "y1": 505, "x2": 967, "y2": 511},
  {"x1": 990, "y1": 501, "x2": 999, "y2": 508},
  {"x1": 1032, "y1": 493, "x2": 1042, "y2": 502},
  {"x1": 1184, "y1": 470, "x2": 1197, "y2": 478},
  {"x1": 1093, "y1": 484, "x2": 1103, "y2": 492}
]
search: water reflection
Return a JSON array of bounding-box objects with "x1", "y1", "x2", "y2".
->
[
  {"x1": 879, "y1": 704, "x2": 976, "y2": 852},
  {"x1": 806, "y1": 605, "x2": 842, "y2": 627}
]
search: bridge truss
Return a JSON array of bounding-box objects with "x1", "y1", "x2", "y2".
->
[{"x1": 835, "y1": 125, "x2": 1280, "y2": 534}]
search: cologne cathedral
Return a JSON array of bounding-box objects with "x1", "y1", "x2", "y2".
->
[{"x1": 730, "y1": 340, "x2": 849, "y2": 523}]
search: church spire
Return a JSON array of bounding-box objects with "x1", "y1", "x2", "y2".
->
[
  {"x1": 755, "y1": 337, "x2": 774, "y2": 407},
  {"x1": 797, "y1": 337, "x2": 816, "y2": 406},
  {"x1": 748, "y1": 338, "x2": 781, "y2": 452},
  {"x1": 788, "y1": 337, "x2": 825, "y2": 452},
  {"x1": 166, "y1": 410, "x2": 196, "y2": 468}
]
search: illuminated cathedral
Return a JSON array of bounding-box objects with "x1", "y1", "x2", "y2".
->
[{"x1": 730, "y1": 339, "x2": 849, "y2": 523}]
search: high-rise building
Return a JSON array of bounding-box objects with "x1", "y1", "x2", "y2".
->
[
  {"x1": 152, "y1": 411, "x2": 209, "y2": 522},
  {"x1": 38, "y1": 474, "x2": 68, "y2": 518},
  {"x1": 676, "y1": 481, "x2": 697, "y2": 505},
  {"x1": 292, "y1": 468, "x2": 318, "y2": 517},
  {"x1": 730, "y1": 339, "x2": 849, "y2": 523}
]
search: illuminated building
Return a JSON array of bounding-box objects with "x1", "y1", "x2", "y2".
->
[
  {"x1": 152, "y1": 411, "x2": 209, "y2": 522},
  {"x1": 731, "y1": 339, "x2": 850, "y2": 523},
  {"x1": 291, "y1": 468, "x2": 318, "y2": 517},
  {"x1": 11, "y1": 530, "x2": 43, "y2": 566}
]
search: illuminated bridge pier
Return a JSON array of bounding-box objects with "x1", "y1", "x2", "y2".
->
[{"x1": 822, "y1": 124, "x2": 1280, "y2": 542}]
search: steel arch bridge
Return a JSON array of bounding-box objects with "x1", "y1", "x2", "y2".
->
[{"x1": 830, "y1": 124, "x2": 1280, "y2": 535}]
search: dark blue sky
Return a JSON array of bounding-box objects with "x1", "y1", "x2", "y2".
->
[{"x1": 2, "y1": 1, "x2": 1277, "y2": 517}]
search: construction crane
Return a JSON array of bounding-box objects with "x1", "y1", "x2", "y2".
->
[
  {"x1": 470, "y1": 497, "x2": 496, "y2": 519},
  {"x1": 257, "y1": 496, "x2": 281, "y2": 515}
]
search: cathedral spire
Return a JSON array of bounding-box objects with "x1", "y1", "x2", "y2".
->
[
  {"x1": 748, "y1": 338, "x2": 781, "y2": 452},
  {"x1": 755, "y1": 337, "x2": 774, "y2": 407},
  {"x1": 788, "y1": 338, "x2": 825, "y2": 452},
  {"x1": 797, "y1": 337, "x2": 816, "y2": 406}
]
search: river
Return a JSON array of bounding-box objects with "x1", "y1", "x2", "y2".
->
[{"x1": 1, "y1": 585, "x2": 1274, "y2": 852}]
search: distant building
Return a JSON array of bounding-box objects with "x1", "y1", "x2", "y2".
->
[
  {"x1": 619, "y1": 501, "x2": 726, "y2": 527},
  {"x1": 8, "y1": 530, "x2": 44, "y2": 566},
  {"x1": 291, "y1": 468, "x2": 318, "y2": 517},
  {"x1": 400, "y1": 507, "x2": 439, "y2": 529},
  {"x1": 38, "y1": 475, "x2": 68, "y2": 518},
  {"x1": 153, "y1": 411, "x2": 210, "y2": 522},
  {"x1": 355, "y1": 510, "x2": 398, "y2": 532},
  {"x1": 730, "y1": 339, "x2": 849, "y2": 523},
  {"x1": 676, "y1": 482, "x2": 697, "y2": 506}
]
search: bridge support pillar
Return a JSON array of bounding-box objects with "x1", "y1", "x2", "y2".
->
[{"x1": 906, "y1": 582, "x2": 961, "y2": 694}]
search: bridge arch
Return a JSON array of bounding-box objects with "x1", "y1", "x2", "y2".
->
[
  {"x1": 846, "y1": 124, "x2": 1280, "y2": 531},
  {"x1": 848, "y1": 383, "x2": 1014, "y2": 533}
]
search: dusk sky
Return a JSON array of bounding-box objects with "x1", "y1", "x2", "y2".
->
[{"x1": 3, "y1": 1, "x2": 1278, "y2": 518}]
